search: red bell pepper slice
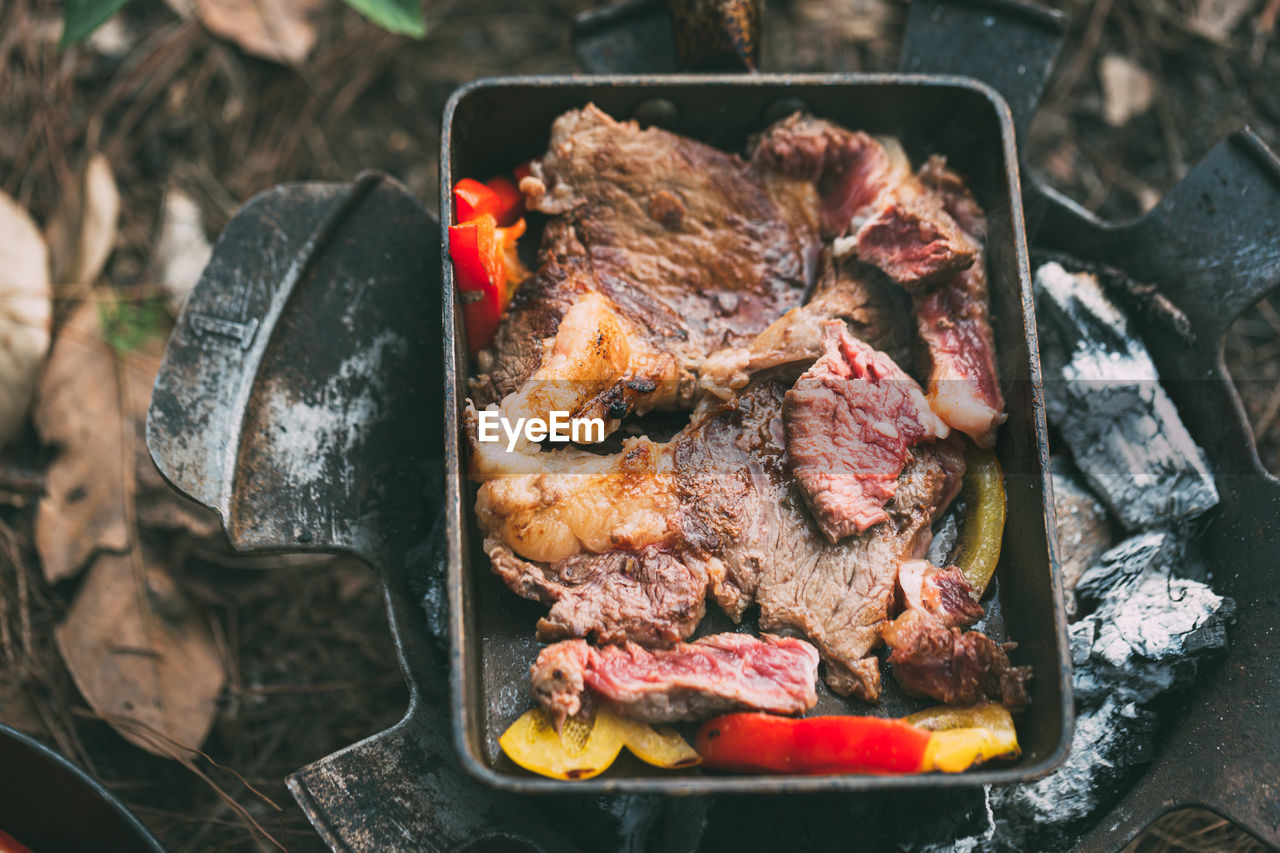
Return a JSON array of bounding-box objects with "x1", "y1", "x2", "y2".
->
[
  {"x1": 0, "y1": 829, "x2": 34, "y2": 853},
  {"x1": 454, "y1": 178, "x2": 502, "y2": 223},
  {"x1": 695, "y1": 713, "x2": 932, "y2": 775},
  {"x1": 448, "y1": 213, "x2": 506, "y2": 355},
  {"x1": 486, "y1": 176, "x2": 524, "y2": 226},
  {"x1": 513, "y1": 161, "x2": 533, "y2": 182}
]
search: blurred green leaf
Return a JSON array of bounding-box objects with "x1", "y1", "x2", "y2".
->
[
  {"x1": 61, "y1": 0, "x2": 131, "y2": 48},
  {"x1": 99, "y1": 294, "x2": 168, "y2": 355},
  {"x1": 341, "y1": 0, "x2": 425, "y2": 37}
]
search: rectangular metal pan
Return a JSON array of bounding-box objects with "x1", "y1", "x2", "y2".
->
[{"x1": 442, "y1": 74, "x2": 1072, "y2": 793}]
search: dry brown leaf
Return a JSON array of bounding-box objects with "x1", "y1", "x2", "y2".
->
[
  {"x1": 33, "y1": 303, "x2": 137, "y2": 582},
  {"x1": 172, "y1": 0, "x2": 323, "y2": 65},
  {"x1": 1188, "y1": 0, "x2": 1258, "y2": 42},
  {"x1": 1099, "y1": 54, "x2": 1158, "y2": 127},
  {"x1": 153, "y1": 188, "x2": 213, "y2": 315},
  {"x1": 56, "y1": 547, "x2": 225, "y2": 755},
  {"x1": 0, "y1": 191, "x2": 53, "y2": 451},
  {"x1": 0, "y1": 678, "x2": 48, "y2": 735},
  {"x1": 45, "y1": 153, "x2": 120, "y2": 291}
]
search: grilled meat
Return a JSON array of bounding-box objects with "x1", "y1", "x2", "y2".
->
[
  {"x1": 476, "y1": 374, "x2": 965, "y2": 697},
  {"x1": 754, "y1": 117, "x2": 1006, "y2": 446},
  {"x1": 753, "y1": 114, "x2": 976, "y2": 290},
  {"x1": 676, "y1": 382, "x2": 966, "y2": 700},
  {"x1": 784, "y1": 321, "x2": 949, "y2": 542},
  {"x1": 530, "y1": 633, "x2": 820, "y2": 726},
  {"x1": 475, "y1": 104, "x2": 823, "y2": 429},
  {"x1": 896, "y1": 559, "x2": 984, "y2": 628},
  {"x1": 470, "y1": 108, "x2": 1028, "y2": 715},
  {"x1": 488, "y1": 541, "x2": 707, "y2": 648},
  {"x1": 881, "y1": 609, "x2": 1032, "y2": 709},
  {"x1": 493, "y1": 291, "x2": 681, "y2": 438},
  {"x1": 699, "y1": 252, "x2": 909, "y2": 399},
  {"x1": 913, "y1": 156, "x2": 1006, "y2": 447},
  {"x1": 470, "y1": 419, "x2": 678, "y2": 564},
  {"x1": 883, "y1": 559, "x2": 1030, "y2": 708}
]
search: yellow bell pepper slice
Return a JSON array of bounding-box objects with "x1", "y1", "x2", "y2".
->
[
  {"x1": 499, "y1": 708, "x2": 700, "y2": 780},
  {"x1": 954, "y1": 447, "x2": 1006, "y2": 597},
  {"x1": 906, "y1": 703, "x2": 1021, "y2": 773},
  {"x1": 610, "y1": 714, "x2": 702, "y2": 769}
]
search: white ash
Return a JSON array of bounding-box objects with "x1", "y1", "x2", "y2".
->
[
  {"x1": 1072, "y1": 554, "x2": 1234, "y2": 707},
  {"x1": 1034, "y1": 262, "x2": 1218, "y2": 531},
  {"x1": 1073, "y1": 530, "x2": 1179, "y2": 612},
  {"x1": 946, "y1": 532, "x2": 1235, "y2": 852}
]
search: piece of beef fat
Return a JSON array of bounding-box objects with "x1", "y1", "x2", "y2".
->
[
  {"x1": 896, "y1": 559, "x2": 984, "y2": 629},
  {"x1": 784, "y1": 321, "x2": 949, "y2": 543},
  {"x1": 530, "y1": 634, "x2": 820, "y2": 726}
]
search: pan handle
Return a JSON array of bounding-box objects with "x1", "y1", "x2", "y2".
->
[
  {"x1": 899, "y1": 0, "x2": 1067, "y2": 142},
  {"x1": 146, "y1": 172, "x2": 442, "y2": 569},
  {"x1": 287, "y1": 549, "x2": 582, "y2": 853},
  {"x1": 1032, "y1": 130, "x2": 1280, "y2": 344},
  {"x1": 574, "y1": 0, "x2": 760, "y2": 73}
]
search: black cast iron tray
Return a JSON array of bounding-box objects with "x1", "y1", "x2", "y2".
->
[{"x1": 441, "y1": 71, "x2": 1070, "y2": 793}]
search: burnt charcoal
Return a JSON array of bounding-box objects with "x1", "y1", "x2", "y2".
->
[
  {"x1": 1068, "y1": 618, "x2": 1095, "y2": 667},
  {"x1": 1051, "y1": 458, "x2": 1114, "y2": 617},
  {"x1": 984, "y1": 696, "x2": 1159, "y2": 853},
  {"x1": 1074, "y1": 530, "x2": 1178, "y2": 613},
  {"x1": 974, "y1": 517, "x2": 1235, "y2": 850},
  {"x1": 1034, "y1": 262, "x2": 1218, "y2": 531},
  {"x1": 1072, "y1": 560, "x2": 1234, "y2": 707}
]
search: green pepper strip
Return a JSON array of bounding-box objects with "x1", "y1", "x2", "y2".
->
[{"x1": 954, "y1": 447, "x2": 1006, "y2": 597}]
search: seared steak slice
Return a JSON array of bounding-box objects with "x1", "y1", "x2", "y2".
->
[
  {"x1": 486, "y1": 540, "x2": 706, "y2": 648},
  {"x1": 913, "y1": 157, "x2": 1006, "y2": 447},
  {"x1": 755, "y1": 118, "x2": 1004, "y2": 446},
  {"x1": 751, "y1": 116, "x2": 901, "y2": 236},
  {"x1": 674, "y1": 382, "x2": 793, "y2": 622},
  {"x1": 753, "y1": 114, "x2": 976, "y2": 291},
  {"x1": 885, "y1": 556, "x2": 1029, "y2": 708},
  {"x1": 755, "y1": 440, "x2": 964, "y2": 700},
  {"x1": 675, "y1": 381, "x2": 966, "y2": 700},
  {"x1": 881, "y1": 609, "x2": 1031, "y2": 709},
  {"x1": 783, "y1": 321, "x2": 949, "y2": 542},
  {"x1": 471, "y1": 258, "x2": 586, "y2": 407},
  {"x1": 486, "y1": 104, "x2": 821, "y2": 423},
  {"x1": 530, "y1": 634, "x2": 819, "y2": 726}
]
